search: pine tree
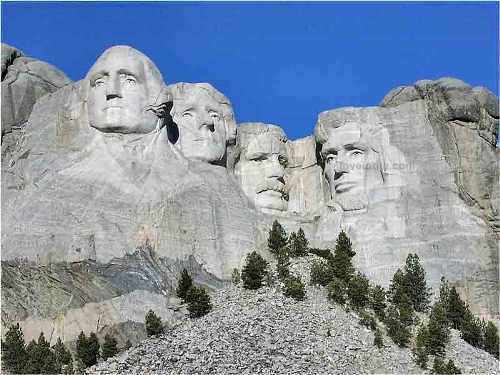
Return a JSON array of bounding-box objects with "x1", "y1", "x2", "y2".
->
[
  {"x1": 388, "y1": 268, "x2": 406, "y2": 305},
  {"x1": 427, "y1": 302, "x2": 450, "y2": 356},
  {"x1": 276, "y1": 250, "x2": 290, "y2": 282},
  {"x1": 327, "y1": 278, "x2": 347, "y2": 305},
  {"x1": 460, "y1": 311, "x2": 484, "y2": 348},
  {"x1": 87, "y1": 332, "x2": 100, "y2": 367},
  {"x1": 346, "y1": 272, "x2": 370, "y2": 310},
  {"x1": 24, "y1": 332, "x2": 58, "y2": 374},
  {"x1": 23, "y1": 339, "x2": 40, "y2": 374},
  {"x1": 446, "y1": 287, "x2": 467, "y2": 330},
  {"x1": 385, "y1": 304, "x2": 411, "y2": 347},
  {"x1": 443, "y1": 359, "x2": 462, "y2": 374},
  {"x1": 1, "y1": 323, "x2": 27, "y2": 373},
  {"x1": 310, "y1": 260, "x2": 333, "y2": 287},
  {"x1": 231, "y1": 268, "x2": 241, "y2": 284},
  {"x1": 101, "y1": 334, "x2": 119, "y2": 360},
  {"x1": 268, "y1": 220, "x2": 287, "y2": 255},
  {"x1": 76, "y1": 331, "x2": 88, "y2": 367},
  {"x1": 398, "y1": 293, "x2": 415, "y2": 327},
  {"x1": 283, "y1": 275, "x2": 306, "y2": 301},
  {"x1": 369, "y1": 285, "x2": 387, "y2": 320},
  {"x1": 483, "y1": 321, "x2": 499, "y2": 359},
  {"x1": 438, "y1": 276, "x2": 450, "y2": 306},
  {"x1": 176, "y1": 268, "x2": 193, "y2": 301},
  {"x1": 433, "y1": 358, "x2": 462, "y2": 374},
  {"x1": 414, "y1": 325, "x2": 429, "y2": 369},
  {"x1": 289, "y1": 228, "x2": 308, "y2": 257},
  {"x1": 241, "y1": 251, "x2": 269, "y2": 290},
  {"x1": 186, "y1": 285, "x2": 213, "y2": 318},
  {"x1": 329, "y1": 230, "x2": 356, "y2": 282},
  {"x1": 373, "y1": 328, "x2": 384, "y2": 349},
  {"x1": 403, "y1": 253, "x2": 431, "y2": 312},
  {"x1": 53, "y1": 337, "x2": 73, "y2": 373},
  {"x1": 145, "y1": 309, "x2": 164, "y2": 336}
]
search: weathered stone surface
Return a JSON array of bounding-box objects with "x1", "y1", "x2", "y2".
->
[{"x1": 1, "y1": 43, "x2": 71, "y2": 136}]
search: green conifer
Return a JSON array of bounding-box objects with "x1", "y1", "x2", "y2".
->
[
  {"x1": 446, "y1": 287, "x2": 467, "y2": 330},
  {"x1": 268, "y1": 220, "x2": 287, "y2": 255},
  {"x1": 483, "y1": 321, "x2": 499, "y2": 359},
  {"x1": 460, "y1": 310, "x2": 484, "y2": 348},
  {"x1": 176, "y1": 268, "x2": 194, "y2": 301},
  {"x1": 388, "y1": 268, "x2": 406, "y2": 305},
  {"x1": 87, "y1": 332, "x2": 100, "y2": 367},
  {"x1": 327, "y1": 278, "x2": 348, "y2": 305},
  {"x1": 289, "y1": 228, "x2": 308, "y2": 257},
  {"x1": 241, "y1": 251, "x2": 269, "y2": 290},
  {"x1": 414, "y1": 325, "x2": 429, "y2": 369},
  {"x1": 145, "y1": 309, "x2": 164, "y2": 336},
  {"x1": 53, "y1": 337, "x2": 73, "y2": 373},
  {"x1": 403, "y1": 253, "x2": 431, "y2": 312},
  {"x1": 347, "y1": 272, "x2": 370, "y2": 310},
  {"x1": 329, "y1": 230, "x2": 356, "y2": 282},
  {"x1": 283, "y1": 275, "x2": 306, "y2": 301},
  {"x1": 374, "y1": 328, "x2": 384, "y2": 349},
  {"x1": 101, "y1": 334, "x2": 119, "y2": 360},
  {"x1": 427, "y1": 302, "x2": 450, "y2": 356},
  {"x1": 310, "y1": 260, "x2": 333, "y2": 287},
  {"x1": 231, "y1": 268, "x2": 241, "y2": 284},
  {"x1": 1, "y1": 323, "x2": 27, "y2": 373},
  {"x1": 276, "y1": 250, "x2": 290, "y2": 281},
  {"x1": 186, "y1": 285, "x2": 213, "y2": 318},
  {"x1": 385, "y1": 303, "x2": 412, "y2": 347},
  {"x1": 370, "y1": 285, "x2": 387, "y2": 320}
]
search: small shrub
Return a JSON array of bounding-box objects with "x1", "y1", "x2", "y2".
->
[
  {"x1": 347, "y1": 272, "x2": 370, "y2": 310},
  {"x1": 241, "y1": 251, "x2": 269, "y2": 290},
  {"x1": 433, "y1": 357, "x2": 462, "y2": 374},
  {"x1": 186, "y1": 286, "x2": 212, "y2": 318},
  {"x1": 145, "y1": 310, "x2": 163, "y2": 336},
  {"x1": 327, "y1": 278, "x2": 347, "y2": 305},
  {"x1": 374, "y1": 328, "x2": 384, "y2": 349},
  {"x1": 310, "y1": 260, "x2": 333, "y2": 287},
  {"x1": 231, "y1": 268, "x2": 241, "y2": 284},
  {"x1": 359, "y1": 311, "x2": 377, "y2": 331},
  {"x1": 283, "y1": 275, "x2": 306, "y2": 301},
  {"x1": 176, "y1": 268, "x2": 193, "y2": 301},
  {"x1": 101, "y1": 334, "x2": 118, "y2": 360}
]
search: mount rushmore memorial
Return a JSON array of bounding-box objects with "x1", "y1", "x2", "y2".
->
[{"x1": 1, "y1": 44, "x2": 498, "y2": 347}]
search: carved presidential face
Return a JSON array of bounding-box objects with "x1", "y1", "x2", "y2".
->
[
  {"x1": 321, "y1": 122, "x2": 382, "y2": 211},
  {"x1": 171, "y1": 88, "x2": 228, "y2": 163},
  {"x1": 235, "y1": 133, "x2": 288, "y2": 213},
  {"x1": 87, "y1": 47, "x2": 160, "y2": 134}
]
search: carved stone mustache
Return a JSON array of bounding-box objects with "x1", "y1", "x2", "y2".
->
[{"x1": 255, "y1": 179, "x2": 286, "y2": 194}]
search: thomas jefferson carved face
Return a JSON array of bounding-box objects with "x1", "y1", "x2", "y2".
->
[
  {"x1": 87, "y1": 46, "x2": 163, "y2": 134},
  {"x1": 235, "y1": 132, "x2": 288, "y2": 213},
  {"x1": 321, "y1": 122, "x2": 382, "y2": 211},
  {"x1": 170, "y1": 84, "x2": 235, "y2": 164}
]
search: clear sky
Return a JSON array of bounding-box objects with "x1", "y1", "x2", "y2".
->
[{"x1": 2, "y1": 2, "x2": 498, "y2": 140}]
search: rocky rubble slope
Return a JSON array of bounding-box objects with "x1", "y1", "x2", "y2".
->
[{"x1": 88, "y1": 257, "x2": 499, "y2": 375}]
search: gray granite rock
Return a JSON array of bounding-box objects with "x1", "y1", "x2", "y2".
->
[{"x1": 1, "y1": 43, "x2": 71, "y2": 136}]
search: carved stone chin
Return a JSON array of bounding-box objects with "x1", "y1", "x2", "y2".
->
[
  {"x1": 86, "y1": 45, "x2": 165, "y2": 135},
  {"x1": 234, "y1": 123, "x2": 289, "y2": 213}
]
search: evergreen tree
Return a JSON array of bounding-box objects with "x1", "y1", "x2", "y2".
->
[
  {"x1": 483, "y1": 321, "x2": 499, "y2": 359},
  {"x1": 329, "y1": 230, "x2": 356, "y2": 282},
  {"x1": 433, "y1": 358, "x2": 462, "y2": 374},
  {"x1": 310, "y1": 260, "x2": 333, "y2": 287},
  {"x1": 145, "y1": 309, "x2": 164, "y2": 336},
  {"x1": 403, "y1": 253, "x2": 431, "y2": 312},
  {"x1": 388, "y1": 268, "x2": 406, "y2": 305},
  {"x1": 359, "y1": 311, "x2": 377, "y2": 331},
  {"x1": 241, "y1": 251, "x2": 269, "y2": 290},
  {"x1": 385, "y1": 303, "x2": 412, "y2": 347},
  {"x1": 460, "y1": 311, "x2": 484, "y2": 348},
  {"x1": 373, "y1": 328, "x2": 384, "y2": 349},
  {"x1": 231, "y1": 268, "x2": 241, "y2": 284},
  {"x1": 398, "y1": 293, "x2": 415, "y2": 327},
  {"x1": 101, "y1": 334, "x2": 119, "y2": 360},
  {"x1": 327, "y1": 278, "x2": 347, "y2": 305},
  {"x1": 414, "y1": 325, "x2": 429, "y2": 369},
  {"x1": 53, "y1": 337, "x2": 73, "y2": 373},
  {"x1": 347, "y1": 272, "x2": 370, "y2": 310},
  {"x1": 1, "y1": 323, "x2": 26, "y2": 373},
  {"x1": 369, "y1": 285, "x2": 387, "y2": 320},
  {"x1": 23, "y1": 339, "x2": 40, "y2": 374},
  {"x1": 87, "y1": 332, "x2": 100, "y2": 367},
  {"x1": 289, "y1": 228, "x2": 308, "y2": 257},
  {"x1": 276, "y1": 250, "x2": 290, "y2": 282},
  {"x1": 75, "y1": 331, "x2": 88, "y2": 367},
  {"x1": 443, "y1": 360, "x2": 462, "y2": 374},
  {"x1": 176, "y1": 268, "x2": 193, "y2": 301},
  {"x1": 186, "y1": 285, "x2": 213, "y2": 318},
  {"x1": 268, "y1": 220, "x2": 287, "y2": 255},
  {"x1": 446, "y1": 287, "x2": 467, "y2": 330},
  {"x1": 24, "y1": 332, "x2": 58, "y2": 374},
  {"x1": 438, "y1": 276, "x2": 450, "y2": 306},
  {"x1": 427, "y1": 302, "x2": 450, "y2": 357},
  {"x1": 283, "y1": 275, "x2": 306, "y2": 301}
]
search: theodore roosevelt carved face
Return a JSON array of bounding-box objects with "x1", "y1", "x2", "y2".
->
[
  {"x1": 169, "y1": 83, "x2": 236, "y2": 164},
  {"x1": 235, "y1": 124, "x2": 289, "y2": 213},
  {"x1": 86, "y1": 46, "x2": 164, "y2": 134}
]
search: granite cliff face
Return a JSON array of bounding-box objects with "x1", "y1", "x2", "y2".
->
[{"x1": 1, "y1": 45, "x2": 498, "y2": 346}]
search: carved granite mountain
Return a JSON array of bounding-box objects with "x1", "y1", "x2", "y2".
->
[{"x1": 1, "y1": 45, "x2": 498, "y2": 348}]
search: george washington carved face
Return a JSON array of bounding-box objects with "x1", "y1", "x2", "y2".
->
[{"x1": 86, "y1": 46, "x2": 164, "y2": 134}]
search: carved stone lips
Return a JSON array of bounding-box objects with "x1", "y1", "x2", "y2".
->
[{"x1": 104, "y1": 105, "x2": 122, "y2": 110}]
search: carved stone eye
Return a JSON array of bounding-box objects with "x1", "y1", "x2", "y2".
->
[
  {"x1": 209, "y1": 111, "x2": 220, "y2": 121},
  {"x1": 278, "y1": 155, "x2": 288, "y2": 167},
  {"x1": 93, "y1": 78, "x2": 105, "y2": 87}
]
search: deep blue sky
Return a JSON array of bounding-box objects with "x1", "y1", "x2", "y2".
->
[{"x1": 2, "y1": 2, "x2": 498, "y2": 140}]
